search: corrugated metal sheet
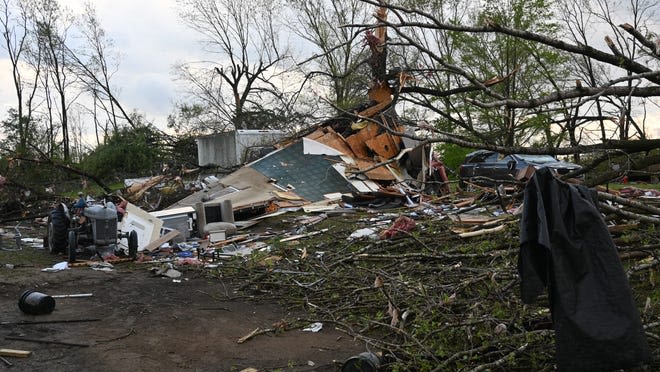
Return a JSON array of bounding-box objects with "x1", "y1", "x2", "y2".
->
[
  {"x1": 196, "y1": 130, "x2": 286, "y2": 167},
  {"x1": 196, "y1": 132, "x2": 237, "y2": 167}
]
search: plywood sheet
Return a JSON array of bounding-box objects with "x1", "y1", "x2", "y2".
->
[
  {"x1": 306, "y1": 127, "x2": 355, "y2": 157},
  {"x1": 355, "y1": 159, "x2": 396, "y2": 181},
  {"x1": 345, "y1": 134, "x2": 371, "y2": 160},
  {"x1": 346, "y1": 123, "x2": 380, "y2": 160},
  {"x1": 365, "y1": 132, "x2": 400, "y2": 159}
]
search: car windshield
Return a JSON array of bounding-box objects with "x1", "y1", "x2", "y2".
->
[{"x1": 515, "y1": 154, "x2": 558, "y2": 164}]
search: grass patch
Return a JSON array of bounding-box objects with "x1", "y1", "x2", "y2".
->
[{"x1": 604, "y1": 182, "x2": 660, "y2": 191}]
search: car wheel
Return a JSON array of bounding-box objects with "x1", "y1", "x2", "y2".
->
[
  {"x1": 47, "y1": 210, "x2": 68, "y2": 254},
  {"x1": 128, "y1": 230, "x2": 138, "y2": 259},
  {"x1": 67, "y1": 230, "x2": 77, "y2": 263}
]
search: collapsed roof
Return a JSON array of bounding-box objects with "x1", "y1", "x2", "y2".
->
[{"x1": 167, "y1": 4, "x2": 444, "y2": 218}]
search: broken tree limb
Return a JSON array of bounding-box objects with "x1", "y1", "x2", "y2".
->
[
  {"x1": 280, "y1": 229, "x2": 329, "y2": 242},
  {"x1": 626, "y1": 259, "x2": 660, "y2": 278},
  {"x1": 468, "y1": 343, "x2": 529, "y2": 372},
  {"x1": 0, "y1": 318, "x2": 100, "y2": 326},
  {"x1": 353, "y1": 248, "x2": 517, "y2": 261},
  {"x1": 95, "y1": 328, "x2": 136, "y2": 343},
  {"x1": 125, "y1": 175, "x2": 170, "y2": 202},
  {"x1": 4, "y1": 336, "x2": 89, "y2": 347},
  {"x1": 236, "y1": 327, "x2": 274, "y2": 344},
  {"x1": 459, "y1": 224, "x2": 506, "y2": 238},
  {"x1": 620, "y1": 23, "x2": 659, "y2": 55},
  {"x1": 598, "y1": 202, "x2": 660, "y2": 224},
  {"x1": 0, "y1": 356, "x2": 12, "y2": 366},
  {"x1": 12, "y1": 156, "x2": 112, "y2": 193},
  {"x1": 597, "y1": 191, "x2": 660, "y2": 215}
]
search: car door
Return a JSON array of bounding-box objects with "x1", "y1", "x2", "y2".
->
[
  {"x1": 461, "y1": 151, "x2": 490, "y2": 179},
  {"x1": 472, "y1": 152, "x2": 501, "y2": 182},
  {"x1": 491, "y1": 154, "x2": 517, "y2": 182},
  {"x1": 472, "y1": 153, "x2": 518, "y2": 184}
]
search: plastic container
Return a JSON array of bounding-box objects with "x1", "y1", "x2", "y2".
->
[
  {"x1": 341, "y1": 352, "x2": 380, "y2": 372},
  {"x1": 18, "y1": 290, "x2": 56, "y2": 315}
]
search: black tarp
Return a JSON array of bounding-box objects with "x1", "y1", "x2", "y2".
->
[{"x1": 518, "y1": 168, "x2": 651, "y2": 371}]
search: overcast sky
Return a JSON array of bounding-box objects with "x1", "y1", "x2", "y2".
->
[
  {"x1": 0, "y1": 0, "x2": 201, "y2": 129},
  {"x1": 1, "y1": 0, "x2": 659, "y2": 139}
]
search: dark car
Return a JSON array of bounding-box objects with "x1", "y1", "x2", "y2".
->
[{"x1": 458, "y1": 150, "x2": 582, "y2": 189}]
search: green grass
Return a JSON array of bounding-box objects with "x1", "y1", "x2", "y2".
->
[{"x1": 604, "y1": 182, "x2": 660, "y2": 191}]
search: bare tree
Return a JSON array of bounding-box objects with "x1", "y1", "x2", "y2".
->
[
  {"x1": 75, "y1": 2, "x2": 118, "y2": 138},
  {"x1": 289, "y1": 0, "x2": 373, "y2": 112},
  {"x1": 32, "y1": 0, "x2": 76, "y2": 160},
  {"x1": 175, "y1": 0, "x2": 300, "y2": 132},
  {"x1": 66, "y1": 3, "x2": 138, "y2": 139},
  {"x1": 0, "y1": 0, "x2": 41, "y2": 155}
]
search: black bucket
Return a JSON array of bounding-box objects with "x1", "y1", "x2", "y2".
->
[
  {"x1": 341, "y1": 352, "x2": 380, "y2": 372},
  {"x1": 18, "y1": 290, "x2": 56, "y2": 315}
]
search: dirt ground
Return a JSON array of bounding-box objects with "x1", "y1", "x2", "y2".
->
[{"x1": 0, "y1": 249, "x2": 365, "y2": 372}]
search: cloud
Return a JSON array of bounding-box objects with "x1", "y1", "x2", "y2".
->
[
  {"x1": 87, "y1": 0, "x2": 202, "y2": 123},
  {"x1": 0, "y1": 59, "x2": 16, "y2": 117},
  {"x1": 0, "y1": 0, "x2": 202, "y2": 127}
]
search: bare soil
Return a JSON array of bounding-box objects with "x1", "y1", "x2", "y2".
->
[{"x1": 0, "y1": 251, "x2": 364, "y2": 372}]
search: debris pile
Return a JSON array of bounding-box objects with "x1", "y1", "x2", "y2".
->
[{"x1": 2, "y1": 171, "x2": 660, "y2": 370}]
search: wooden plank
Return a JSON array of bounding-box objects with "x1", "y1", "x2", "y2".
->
[
  {"x1": 305, "y1": 128, "x2": 326, "y2": 141},
  {"x1": 313, "y1": 128, "x2": 355, "y2": 157},
  {"x1": 367, "y1": 81, "x2": 392, "y2": 103},
  {"x1": 142, "y1": 229, "x2": 182, "y2": 252},
  {"x1": 208, "y1": 234, "x2": 250, "y2": 248},
  {"x1": 0, "y1": 349, "x2": 31, "y2": 358}
]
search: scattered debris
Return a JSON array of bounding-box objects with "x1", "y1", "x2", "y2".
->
[
  {"x1": 41, "y1": 261, "x2": 69, "y2": 272},
  {"x1": 302, "y1": 322, "x2": 323, "y2": 333},
  {"x1": 150, "y1": 263, "x2": 182, "y2": 278},
  {"x1": 379, "y1": 215, "x2": 416, "y2": 239},
  {"x1": 348, "y1": 227, "x2": 379, "y2": 240}
]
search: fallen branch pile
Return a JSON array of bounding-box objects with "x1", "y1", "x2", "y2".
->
[{"x1": 215, "y1": 207, "x2": 659, "y2": 370}]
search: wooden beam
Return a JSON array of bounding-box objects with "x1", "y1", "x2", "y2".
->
[
  {"x1": 0, "y1": 349, "x2": 31, "y2": 358},
  {"x1": 142, "y1": 229, "x2": 182, "y2": 252}
]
